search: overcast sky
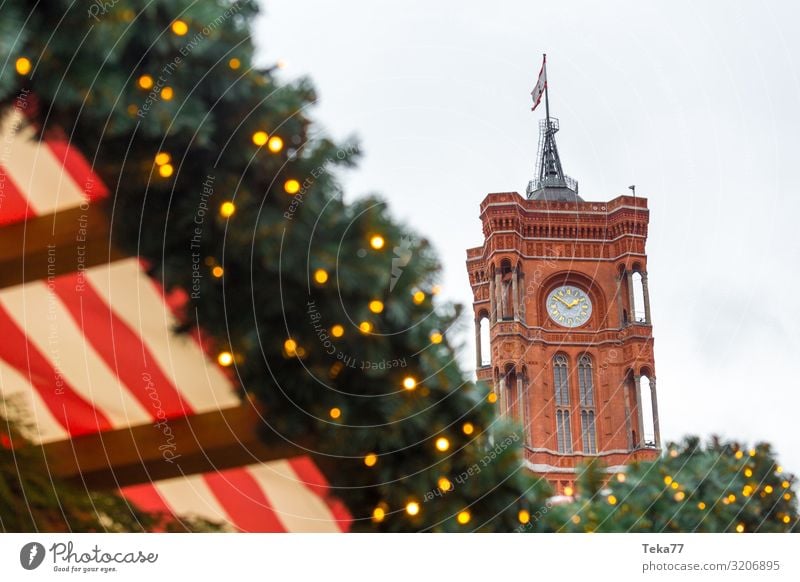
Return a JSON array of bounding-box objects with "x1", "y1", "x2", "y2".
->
[{"x1": 256, "y1": 1, "x2": 800, "y2": 472}]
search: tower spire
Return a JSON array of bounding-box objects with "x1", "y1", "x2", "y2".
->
[{"x1": 527, "y1": 55, "x2": 581, "y2": 201}]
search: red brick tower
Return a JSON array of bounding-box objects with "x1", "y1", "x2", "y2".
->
[{"x1": 466, "y1": 79, "x2": 660, "y2": 493}]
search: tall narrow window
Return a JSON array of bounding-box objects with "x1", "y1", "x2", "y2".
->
[
  {"x1": 578, "y1": 354, "x2": 597, "y2": 454},
  {"x1": 554, "y1": 355, "x2": 569, "y2": 406},
  {"x1": 578, "y1": 355, "x2": 594, "y2": 407},
  {"x1": 581, "y1": 410, "x2": 597, "y2": 454},
  {"x1": 553, "y1": 355, "x2": 571, "y2": 453}
]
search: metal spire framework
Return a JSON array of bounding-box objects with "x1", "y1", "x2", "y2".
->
[{"x1": 526, "y1": 55, "x2": 581, "y2": 201}]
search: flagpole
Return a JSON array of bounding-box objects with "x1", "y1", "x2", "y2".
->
[{"x1": 543, "y1": 53, "x2": 550, "y2": 130}]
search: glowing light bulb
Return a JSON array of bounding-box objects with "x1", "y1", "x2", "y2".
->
[
  {"x1": 457, "y1": 511, "x2": 471, "y2": 525},
  {"x1": 369, "y1": 300, "x2": 384, "y2": 314},
  {"x1": 268, "y1": 136, "x2": 284, "y2": 153},
  {"x1": 158, "y1": 163, "x2": 174, "y2": 178},
  {"x1": 674, "y1": 491, "x2": 686, "y2": 501},
  {"x1": 284, "y1": 179, "x2": 300, "y2": 195},
  {"x1": 229, "y1": 58, "x2": 241, "y2": 70},
  {"x1": 518, "y1": 509, "x2": 531, "y2": 524},
  {"x1": 697, "y1": 502, "x2": 706, "y2": 510},
  {"x1": 608, "y1": 495, "x2": 618, "y2": 505},
  {"x1": 735, "y1": 523, "x2": 745, "y2": 533},
  {"x1": 372, "y1": 506, "x2": 385, "y2": 523},
  {"x1": 252, "y1": 131, "x2": 268, "y2": 146},
  {"x1": 313, "y1": 269, "x2": 328, "y2": 284},
  {"x1": 616, "y1": 473, "x2": 626, "y2": 483},
  {"x1": 15, "y1": 57, "x2": 31, "y2": 75},
  {"x1": 369, "y1": 235, "x2": 385, "y2": 250},
  {"x1": 405, "y1": 501, "x2": 420, "y2": 516},
  {"x1": 462, "y1": 422, "x2": 474, "y2": 436},
  {"x1": 664, "y1": 476, "x2": 673, "y2": 486},
  {"x1": 211, "y1": 266, "x2": 224, "y2": 278},
  {"x1": 359, "y1": 321, "x2": 372, "y2": 333},
  {"x1": 437, "y1": 477, "x2": 452, "y2": 492},
  {"x1": 284, "y1": 339, "x2": 297, "y2": 355},
  {"x1": 171, "y1": 20, "x2": 189, "y2": 36},
  {"x1": 744, "y1": 468, "x2": 753, "y2": 478},
  {"x1": 364, "y1": 453, "x2": 377, "y2": 467},
  {"x1": 161, "y1": 86, "x2": 174, "y2": 101},
  {"x1": 402, "y1": 376, "x2": 417, "y2": 391},
  {"x1": 217, "y1": 351, "x2": 234, "y2": 366},
  {"x1": 435, "y1": 437, "x2": 450, "y2": 452},
  {"x1": 220, "y1": 201, "x2": 236, "y2": 218},
  {"x1": 329, "y1": 407, "x2": 341, "y2": 419},
  {"x1": 487, "y1": 392, "x2": 498, "y2": 404},
  {"x1": 412, "y1": 290, "x2": 425, "y2": 304},
  {"x1": 154, "y1": 152, "x2": 171, "y2": 166},
  {"x1": 765, "y1": 485, "x2": 774, "y2": 494},
  {"x1": 564, "y1": 486, "x2": 574, "y2": 497},
  {"x1": 430, "y1": 331, "x2": 443, "y2": 344},
  {"x1": 138, "y1": 74, "x2": 154, "y2": 89},
  {"x1": 331, "y1": 325, "x2": 344, "y2": 338}
]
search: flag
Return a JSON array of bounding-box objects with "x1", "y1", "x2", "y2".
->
[{"x1": 531, "y1": 55, "x2": 547, "y2": 111}]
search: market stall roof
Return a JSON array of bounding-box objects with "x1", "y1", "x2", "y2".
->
[{"x1": 0, "y1": 111, "x2": 350, "y2": 532}]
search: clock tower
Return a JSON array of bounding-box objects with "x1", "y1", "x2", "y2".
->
[{"x1": 466, "y1": 76, "x2": 661, "y2": 493}]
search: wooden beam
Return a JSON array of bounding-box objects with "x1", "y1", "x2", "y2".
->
[
  {"x1": 39, "y1": 405, "x2": 306, "y2": 490},
  {"x1": 0, "y1": 204, "x2": 124, "y2": 290}
]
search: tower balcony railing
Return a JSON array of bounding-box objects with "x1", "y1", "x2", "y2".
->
[{"x1": 526, "y1": 174, "x2": 579, "y2": 197}]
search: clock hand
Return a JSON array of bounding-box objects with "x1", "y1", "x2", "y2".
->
[
  {"x1": 568, "y1": 298, "x2": 580, "y2": 308},
  {"x1": 553, "y1": 295, "x2": 571, "y2": 307}
]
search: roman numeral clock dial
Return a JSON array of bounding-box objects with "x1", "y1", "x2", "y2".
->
[{"x1": 546, "y1": 285, "x2": 592, "y2": 328}]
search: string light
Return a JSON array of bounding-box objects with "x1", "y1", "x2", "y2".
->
[
  {"x1": 364, "y1": 453, "x2": 378, "y2": 467},
  {"x1": 412, "y1": 290, "x2": 425, "y2": 304},
  {"x1": 456, "y1": 510, "x2": 471, "y2": 525},
  {"x1": 155, "y1": 152, "x2": 171, "y2": 166},
  {"x1": 435, "y1": 437, "x2": 450, "y2": 452},
  {"x1": 138, "y1": 74, "x2": 154, "y2": 89},
  {"x1": 217, "y1": 351, "x2": 234, "y2": 367},
  {"x1": 674, "y1": 491, "x2": 685, "y2": 502},
  {"x1": 405, "y1": 501, "x2": 420, "y2": 516},
  {"x1": 783, "y1": 515, "x2": 791, "y2": 524},
  {"x1": 462, "y1": 422, "x2": 474, "y2": 436},
  {"x1": 268, "y1": 136, "x2": 284, "y2": 153},
  {"x1": 607, "y1": 495, "x2": 618, "y2": 505},
  {"x1": 329, "y1": 407, "x2": 341, "y2": 419},
  {"x1": 776, "y1": 465, "x2": 783, "y2": 474},
  {"x1": 158, "y1": 163, "x2": 174, "y2": 178},
  {"x1": 782, "y1": 481, "x2": 791, "y2": 489},
  {"x1": 212, "y1": 266, "x2": 224, "y2": 278},
  {"x1": 372, "y1": 505, "x2": 386, "y2": 523},
  {"x1": 744, "y1": 468, "x2": 753, "y2": 478},
  {"x1": 749, "y1": 449, "x2": 756, "y2": 457},
  {"x1": 518, "y1": 509, "x2": 531, "y2": 524},
  {"x1": 229, "y1": 57, "x2": 241, "y2": 70},
  {"x1": 284, "y1": 179, "x2": 300, "y2": 195},
  {"x1": 438, "y1": 477, "x2": 452, "y2": 492},
  {"x1": 252, "y1": 131, "x2": 268, "y2": 146},
  {"x1": 402, "y1": 376, "x2": 417, "y2": 391},
  {"x1": 487, "y1": 392, "x2": 498, "y2": 403},
  {"x1": 171, "y1": 20, "x2": 189, "y2": 36},
  {"x1": 284, "y1": 339, "x2": 298, "y2": 356},
  {"x1": 735, "y1": 523, "x2": 745, "y2": 533},
  {"x1": 664, "y1": 476, "x2": 673, "y2": 486},
  {"x1": 359, "y1": 321, "x2": 372, "y2": 334},
  {"x1": 571, "y1": 515, "x2": 581, "y2": 524},
  {"x1": 369, "y1": 300, "x2": 384, "y2": 314},
  {"x1": 697, "y1": 502, "x2": 706, "y2": 510},
  {"x1": 430, "y1": 331, "x2": 443, "y2": 344},
  {"x1": 669, "y1": 449, "x2": 678, "y2": 458},
  {"x1": 670, "y1": 481, "x2": 679, "y2": 490},
  {"x1": 220, "y1": 201, "x2": 236, "y2": 218},
  {"x1": 563, "y1": 486, "x2": 574, "y2": 497},
  {"x1": 331, "y1": 324, "x2": 344, "y2": 338},
  {"x1": 742, "y1": 485, "x2": 753, "y2": 497},
  {"x1": 161, "y1": 86, "x2": 174, "y2": 100},
  {"x1": 783, "y1": 493, "x2": 791, "y2": 501},
  {"x1": 313, "y1": 269, "x2": 329, "y2": 284},
  {"x1": 15, "y1": 57, "x2": 31, "y2": 75},
  {"x1": 735, "y1": 450, "x2": 744, "y2": 460},
  {"x1": 369, "y1": 235, "x2": 385, "y2": 250},
  {"x1": 727, "y1": 494, "x2": 736, "y2": 503},
  {"x1": 616, "y1": 473, "x2": 626, "y2": 483},
  {"x1": 764, "y1": 485, "x2": 774, "y2": 494}
]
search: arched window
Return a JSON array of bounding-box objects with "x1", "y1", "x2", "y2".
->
[
  {"x1": 578, "y1": 354, "x2": 597, "y2": 454},
  {"x1": 479, "y1": 316, "x2": 491, "y2": 366},
  {"x1": 553, "y1": 354, "x2": 569, "y2": 406},
  {"x1": 578, "y1": 354, "x2": 594, "y2": 407},
  {"x1": 632, "y1": 272, "x2": 645, "y2": 322},
  {"x1": 553, "y1": 354, "x2": 571, "y2": 453}
]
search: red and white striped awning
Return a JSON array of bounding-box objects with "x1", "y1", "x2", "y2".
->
[{"x1": 0, "y1": 109, "x2": 350, "y2": 532}]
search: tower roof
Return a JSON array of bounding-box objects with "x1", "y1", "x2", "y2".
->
[{"x1": 526, "y1": 117, "x2": 582, "y2": 202}]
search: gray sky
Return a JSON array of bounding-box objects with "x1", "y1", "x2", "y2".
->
[{"x1": 256, "y1": 1, "x2": 800, "y2": 472}]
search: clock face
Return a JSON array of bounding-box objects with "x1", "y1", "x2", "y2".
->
[{"x1": 546, "y1": 285, "x2": 592, "y2": 328}]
